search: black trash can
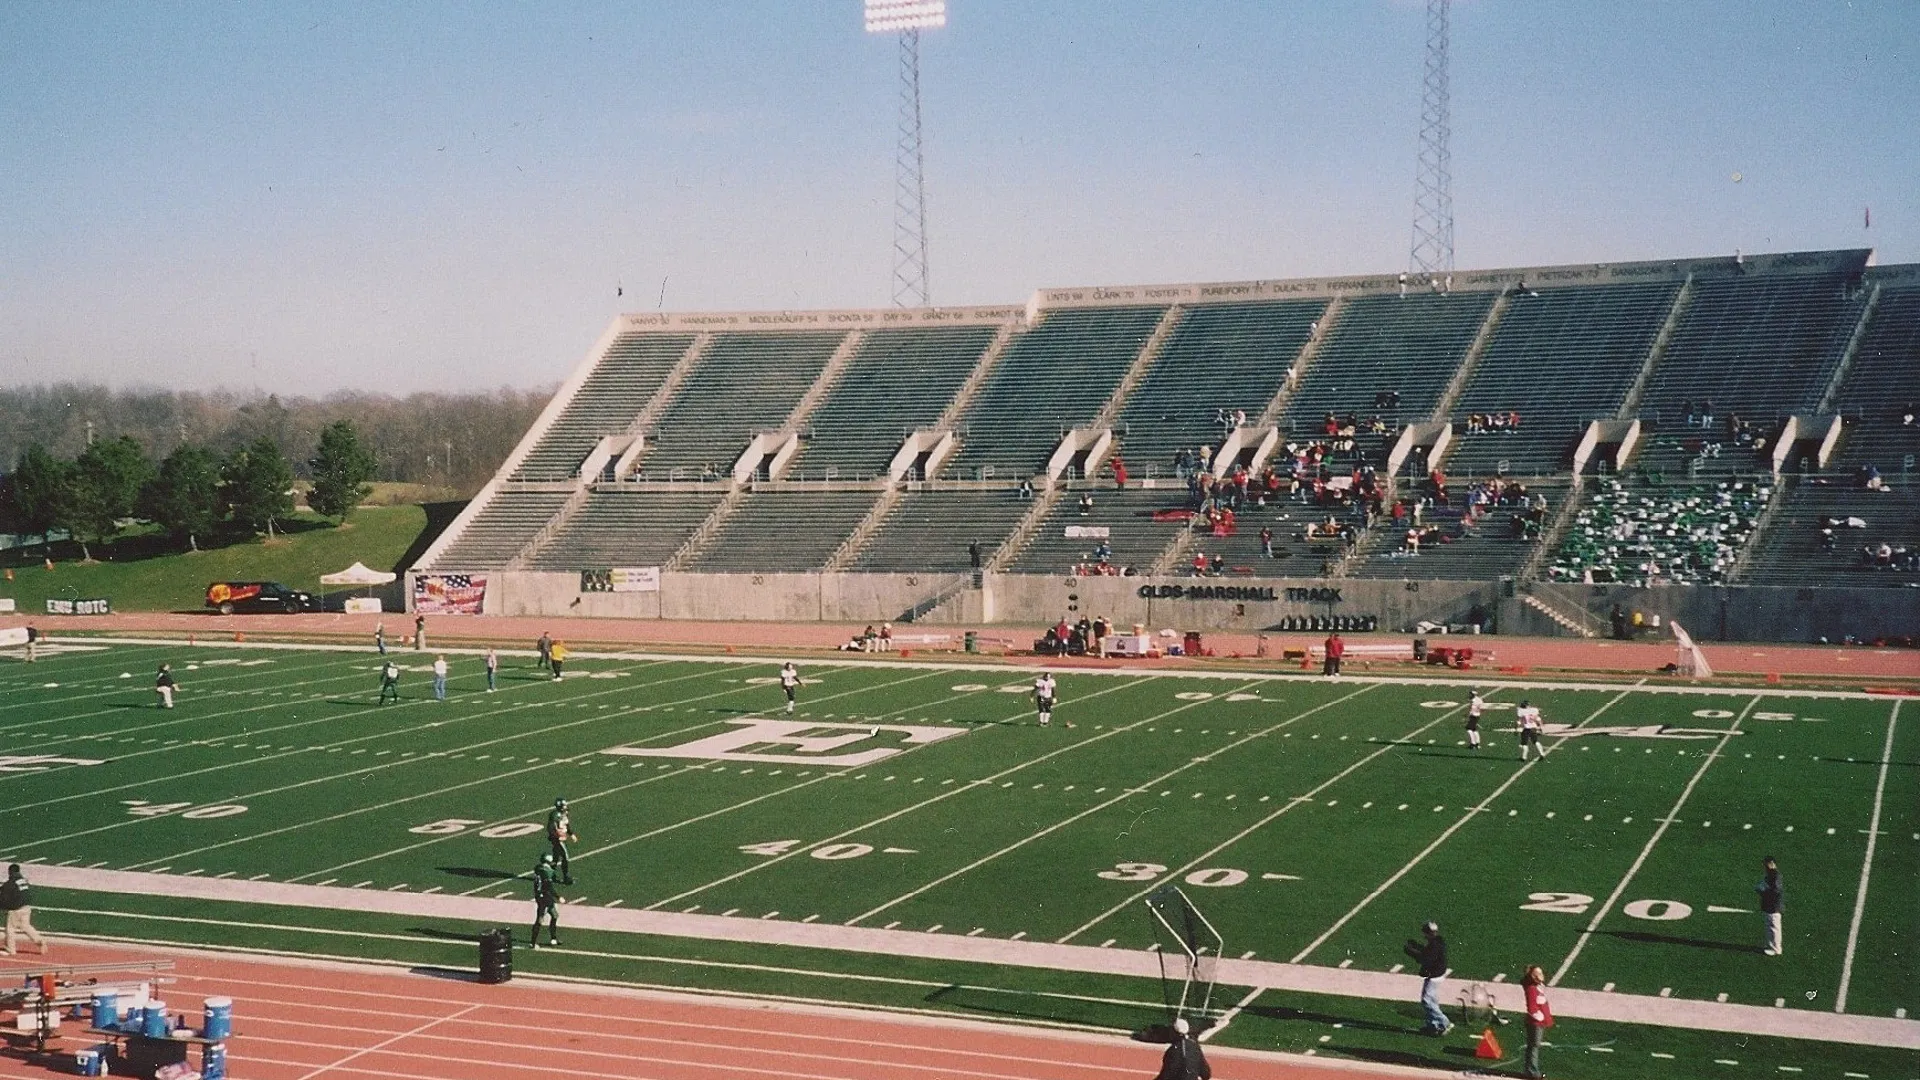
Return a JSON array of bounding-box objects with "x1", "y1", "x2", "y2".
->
[
  {"x1": 1412, "y1": 637, "x2": 1429, "y2": 662},
  {"x1": 479, "y1": 927, "x2": 514, "y2": 984}
]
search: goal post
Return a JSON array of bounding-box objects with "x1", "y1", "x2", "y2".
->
[
  {"x1": 1145, "y1": 884, "x2": 1223, "y2": 1023},
  {"x1": 1670, "y1": 620, "x2": 1713, "y2": 679}
]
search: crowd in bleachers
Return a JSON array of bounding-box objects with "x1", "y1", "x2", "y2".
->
[
  {"x1": 1461, "y1": 411, "x2": 1522, "y2": 434},
  {"x1": 1548, "y1": 476, "x2": 1771, "y2": 586},
  {"x1": 1377, "y1": 471, "x2": 1547, "y2": 557}
]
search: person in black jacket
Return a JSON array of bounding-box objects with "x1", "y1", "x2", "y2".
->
[
  {"x1": 1404, "y1": 920, "x2": 1452, "y2": 1035},
  {"x1": 2, "y1": 864, "x2": 47, "y2": 956},
  {"x1": 1757, "y1": 856, "x2": 1784, "y2": 956},
  {"x1": 1153, "y1": 1018, "x2": 1210, "y2": 1080}
]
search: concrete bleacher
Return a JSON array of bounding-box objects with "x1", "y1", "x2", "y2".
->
[
  {"x1": 1741, "y1": 477, "x2": 1918, "y2": 588},
  {"x1": 1640, "y1": 273, "x2": 1863, "y2": 423},
  {"x1": 1189, "y1": 501, "x2": 1359, "y2": 578},
  {"x1": 426, "y1": 490, "x2": 575, "y2": 569},
  {"x1": 787, "y1": 325, "x2": 999, "y2": 480},
  {"x1": 1347, "y1": 481, "x2": 1564, "y2": 581},
  {"x1": 1114, "y1": 299, "x2": 1325, "y2": 476},
  {"x1": 513, "y1": 333, "x2": 695, "y2": 480},
  {"x1": 524, "y1": 490, "x2": 724, "y2": 570},
  {"x1": 849, "y1": 490, "x2": 1034, "y2": 572},
  {"x1": 635, "y1": 331, "x2": 845, "y2": 478},
  {"x1": 682, "y1": 491, "x2": 883, "y2": 573},
  {"x1": 1444, "y1": 282, "x2": 1678, "y2": 478},
  {"x1": 1005, "y1": 486, "x2": 1188, "y2": 574},
  {"x1": 1284, "y1": 291, "x2": 1495, "y2": 430},
  {"x1": 1831, "y1": 282, "x2": 1920, "y2": 471},
  {"x1": 944, "y1": 306, "x2": 1167, "y2": 479}
]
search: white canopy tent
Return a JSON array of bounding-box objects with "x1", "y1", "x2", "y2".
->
[{"x1": 319, "y1": 562, "x2": 397, "y2": 587}]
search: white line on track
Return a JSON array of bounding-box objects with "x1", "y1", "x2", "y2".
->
[
  {"x1": 1548, "y1": 693, "x2": 1760, "y2": 986},
  {"x1": 1291, "y1": 682, "x2": 1643, "y2": 966},
  {"x1": 1835, "y1": 699, "x2": 1900, "y2": 1015},
  {"x1": 293, "y1": 1001, "x2": 479, "y2": 1080},
  {"x1": 641, "y1": 677, "x2": 1159, "y2": 911},
  {"x1": 852, "y1": 677, "x2": 1314, "y2": 927}
]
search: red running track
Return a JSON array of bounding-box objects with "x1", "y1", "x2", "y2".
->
[{"x1": 2, "y1": 942, "x2": 1424, "y2": 1080}]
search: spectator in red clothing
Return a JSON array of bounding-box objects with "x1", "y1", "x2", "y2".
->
[
  {"x1": 1112, "y1": 455, "x2": 1129, "y2": 489},
  {"x1": 1522, "y1": 965, "x2": 1553, "y2": 1079},
  {"x1": 1323, "y1": 632, "x2": 1345, "y2": 676}
]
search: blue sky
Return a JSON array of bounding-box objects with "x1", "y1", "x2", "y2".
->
[{"x1": 3, "y1": 2, "x2": 1915, "y2": 394}]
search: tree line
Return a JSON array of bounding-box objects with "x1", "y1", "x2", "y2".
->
[
  {"x1": 0, "y1": 420, "x2": 380, "y2": 558},
  {"x1": 0, "y1": 383, "x2": 550, "y2": 497}
]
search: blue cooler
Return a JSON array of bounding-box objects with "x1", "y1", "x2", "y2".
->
[
  {"x1": 202, "y1": 997, "x2": 232, "y2": 1040},
  {"x1": 140, "y1": 1002, "x2": 167, "y2": 1039},
  {"x1": 89, "y1": 992, "x2": 117, "y2": 1030},
  {"x1": 73, "y1": 1047, "x2": 105, "y2": 1076},
  {"x1": 201, "y1": 1042, "x2": 228, "y2": 1080}
]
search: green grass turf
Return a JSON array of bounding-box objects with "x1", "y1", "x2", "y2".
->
[
  {"x1": 3, "y1": 642, "x2": 1915, "y2": 1076},
  {"x1": 0, "y1": 504, "x2": 425, "y2": 613}
]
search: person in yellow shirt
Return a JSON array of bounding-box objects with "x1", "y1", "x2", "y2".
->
[{"x1": 548, "y1": 640, "x2": 568, "y2": 680}]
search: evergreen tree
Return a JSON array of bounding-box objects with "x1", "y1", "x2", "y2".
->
[
  {"x1": 141, "y1": 444, "x2": 222, "y2": 550},
  {"x1": 2, "y1": 445, "x2": 73, "y2": 549},
  {"x1": 308, "y1": 420, "x2": 377, "y2": 523},
  {"x1": 223, "y1": 437, "x2": 296, "y2": 538},
  {"x1": 69, "y1": 435, "x2": 153, "y2": 560}
]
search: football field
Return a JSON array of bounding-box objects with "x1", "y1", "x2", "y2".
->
[{"x1": 3, "y1": 638, "x2": 1915, "y2": 1076}]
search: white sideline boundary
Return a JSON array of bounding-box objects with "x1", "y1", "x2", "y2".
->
[
  {"x1": 49, "y1": 634, "x2": 1917, "y2": 701},
  {"x1": 1835, "y1": 699, "x2": 1901, "y2": 1015},
  {"x1": 27, "y1": 864, "x2": 1920, "y2": 1051}
]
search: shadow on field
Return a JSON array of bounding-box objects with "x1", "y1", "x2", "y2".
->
[
  {"x1": 438, "y1": 866, "x2": 521, "y2": 881},
  {"x1": 1599, "y1": 929, "x2": 1755, "y2": 953},
  {"x1": 1244, "y1": 1002, "x2": 1410, "y2": 1035},
  {"x1": 410, "y1": 926, "x2": 487, "y2": 944},
  {"x1": 923, "y1": 984, "x2": 1153, "y2": 1029}
]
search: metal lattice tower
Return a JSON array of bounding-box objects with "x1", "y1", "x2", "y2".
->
[
  {"x1": 889, "y1": 28, "x2": 931, "y2": 306},
  {"x1": 1409, "y1": 0, "x2": 1454, "y2": 276}
]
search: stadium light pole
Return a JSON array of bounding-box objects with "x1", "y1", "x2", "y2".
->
[
  {"x1": 865, "y1": 0, "x2": 945, "y2": 308},
  {"x1": 1409, "y1": 0, "x2": 1454, "y2": 277}
]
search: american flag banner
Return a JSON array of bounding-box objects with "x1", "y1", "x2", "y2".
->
[{"x1": 413, "y1": 573, "x2": 488, "y2": 615}]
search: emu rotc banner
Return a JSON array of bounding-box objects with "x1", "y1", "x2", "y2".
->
[{"x1": 413, "y1": 574, "x2": 487, "y2": 615}]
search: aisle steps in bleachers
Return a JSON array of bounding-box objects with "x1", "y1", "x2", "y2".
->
[
  {"x1": 789, "y1": 325, "x2": 1001, "y2": 481},
  {"x1": 849, "y1": 490, "x2": 1035, "y2": 572},
  {"x1": 513, "y1": 333, "x2": 699, "y2": 481},
  {"x1": 427, "y1": 490, "x2": 575, "y2": 570}
]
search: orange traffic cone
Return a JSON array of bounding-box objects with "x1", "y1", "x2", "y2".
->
[{"x1": 1474, "y1": 1028, "x2": 1503, "y2": 1059}]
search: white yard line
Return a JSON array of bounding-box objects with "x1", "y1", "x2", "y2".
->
[
  {"x1": 1548, "y1": 693, "x2": 1761, "y2": 987},
  {"x1": 1063, "y1": 686, "x2": 1469, "y2": 944},
  {"x1": 1291, "y1": 682, "x2": 1643, "y2": 965},
  {"x1": 1835, "y1": 699, "x2": 1901, "y2": 1015},
  {"x1": 856, "y1": 681, "x2": 1367, "y2": 928},
  {"x1": 1199, "y1": 985, "x2": 1266, "y2": 1042},
  {"x1": 641, "y1": 677, "x2": 1159, "y2": 911}
]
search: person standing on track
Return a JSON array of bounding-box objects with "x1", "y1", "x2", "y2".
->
[
  {"x1": 414, "y1": 613, "x2": 426, "y2": 651},
  {"x1": 548, "y1": 640, "x2": 568, "y2": 680},
  {"x1": 530, "y1": 853, "x2": 561, "y2": 948},
  {"x1": 1521, "y1": 964, "x2": 1553, "y2": 1079},
  {"x1": 547, "y1": 798, "x2": 576, "y2": 885},
  {"x1": 1403, "y1": 920, "x2": 1452, "y2": 1036},
  {"x1": 780, "y1": 662, "x2": 800, "y2": 715},
  {"x1": 1466, "y1": 689, "x2": 1485, "y2": 750},
  {"x1": 1516, "y1": 699, "x2": 1546, "y2": 761},
  {"x1": 374, "y1": 621, "x2": 386, "y2": 654},
  {"x1": 1034, "y1": 671, "x2": 1069, "y2": 727},
  {"x1": 432, "y1": 655, "x2": 449, "y2": 701},
  {"x1": 537, "y1": 631, "x2": 552, "y2": 674},
  {"x1": 1323, "y1": 631, "x2": 1345, "y2": 676},
  {"x1": 378, "y1": 659, "x2": 401, "y2": 704},
  {"x1": 1757, "y1": 855, "x2": 1784, "y2": 956},
  {"x1": 2, "y1": 864, "x2": 47, "y2": 956},
  {"x1": 485, "y1": 647, "x2": 498, "y2": 692},
  {"x1": 1154, "y1": 1017, "x2": 1210, "y2": 1080},
  {"x1": 154, "y1": 664, "x2": 178, "y2": 709}
]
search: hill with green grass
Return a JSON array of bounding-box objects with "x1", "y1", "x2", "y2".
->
[{"x1": 0, "y1": 504, "x2": 432, "y2": 614}]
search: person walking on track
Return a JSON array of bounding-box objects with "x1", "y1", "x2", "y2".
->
[
  {"x1": 154, "y1": 664, "x2": 178, "y2": 709},
  {"x1": 780, "y1": 662, "x2": 800, "y2": 715},
  {"x1": 549, "y1": 640, "x2": 568, "y2": 680},
  {"x1": 2, "y1": 864, "x2": 47, "y2": 956},
  {"x1": 414, "y1": 613, "x2": 426, "y2": 651},
  {"x1": 530, "y1": 853, "x2": 561, "y2": 948},
  {"x1": 1521, "y1": 964, "x2": 1553, "y2": 1079},
  {"x1": 1154, "y1": 1017, "x2": 1210, "y2": 1080},
  {"x1": 547, "y1": 798, "x2": 576, "y2": 885},
  {"x1": 374, "y1": 621, "x2": 386, "y2": 654},
  {"x1": 1404, "y1": 920, "x2": 1452, "y2": 1036}
]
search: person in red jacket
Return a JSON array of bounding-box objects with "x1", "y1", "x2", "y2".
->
[
  {"x1": 1522, "y1": 964, "x2": 1553, "y2": 1079},
  {"x1": 1323, "y1": 632, "x2": 1345, "y2": 676}
]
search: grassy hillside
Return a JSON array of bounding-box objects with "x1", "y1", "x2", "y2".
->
[{"x1": 0, "y1": 504, "x2": 428, "y2": 614}]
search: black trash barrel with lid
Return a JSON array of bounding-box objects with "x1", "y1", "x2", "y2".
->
[
  {"x1": 964, "y1": 631, "x2": 978, "y2": 653},
  {"x1": 1412, "y1": 638, "x2": 1429, "y2": 662},
  {"x1": 479, "y1": 927, "x2": 514, "y2": 983}
]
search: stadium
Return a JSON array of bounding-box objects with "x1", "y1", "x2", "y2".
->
[{"x1": 3, "y1": 5, "x2": 1918, "y2": 1080}]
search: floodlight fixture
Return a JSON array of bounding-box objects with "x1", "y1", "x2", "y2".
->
[{"x1": 865, "y1": 0, "x2": 947, "y2": 34}]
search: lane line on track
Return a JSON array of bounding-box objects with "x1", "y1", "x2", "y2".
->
[
  {"x1": 1835, "y1": 699, "x2": 1901, "y2": 1015},
  {"x1": 1547, "y1": 693, "x2": 1761, "y2": 986},
  {"x1": 295, "y1": 1002, "x2": 480, "y2": 1080},
  {"x1": 1290, "y1": 682, "x2": 1642, "y2": 966}
]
